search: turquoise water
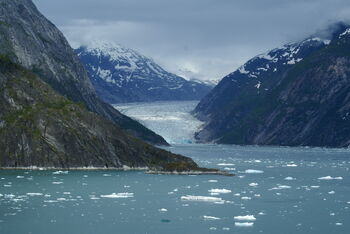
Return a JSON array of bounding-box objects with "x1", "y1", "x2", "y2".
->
[{"x1": 1, "y1": 144, "x2": 349, "y2": 234}]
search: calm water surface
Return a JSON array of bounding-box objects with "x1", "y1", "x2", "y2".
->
[{"x1": 0, "y1": 144, "x2": 349, "y2": 234}]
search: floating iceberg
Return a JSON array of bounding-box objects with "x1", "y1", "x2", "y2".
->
[
  {"x1": 235, "y1": 222, "x2": 254, "y2": 227},
  {"x1": 318, "y1": 176, "x2": 343, "y2": 180},
  {"x1": 245, "y1": 169, "x2": 264, "y2": 174},
  {"x1": 203, "y1": 216, "x2": 221, "y2": 220},
  {"x1": 217, "y1": 163, "x2": 235, "y2": 166},
  {"x1": 284, "y1": 177, "x2": 296, "y2": 181},
  {"x1": 234, "y1": 215, "x2": 256, "y2": 221},
  {"x1": 181, "y1": 195, "x2": 224, "y2": 203},
  {"x1": 208, "y1": 189, "x2": 232, "y2": 194},
  {"x1": 26, "y1": 193, "x2": 43, "y2": 196},
  {"x1": 53, "y1": 171, "x2": 68, "y2": 175},
  {"x1": 100, "y1": 193, "x2": 134, "y2": 198}
]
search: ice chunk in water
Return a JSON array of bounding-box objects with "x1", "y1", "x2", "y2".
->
[
  {"x1": 318, "y1": 176, "x2": 343, "y2": 180},
  {"x1": 235, "y1": 222, "x2": 254, "y2": 227},
  {"x1": 203, "y1": 216, "x2": 221, "y2": 220},
  {"x1": 181, "y1": 195, "x2": 224, "y2": 203},
  {"x1": 208, "y1": 180, "x2": 218, "y2": 183},
  {"x1": 159, "y1": 208, "x2": 168, "y2": 212},
  {"x1": 208, "y1": 189, "x2": 231, "y2": 194},
  {"x1": 234, "y1": 215, "x2": 256, "y2": 221},
  {"x1": 284, "y1": 177, "x2": 296, "y2": 181},
  {"x1": 26, "y1": 193, "x2": 43, "y2": 196},
  {"x1": 249, "y1": 183, "x2": 258, "y2": 187},
  {"x1": 100, "y1": 193, "x2": 134, "y2": 198},
  {"x1": 53, "y1": 171, "x2": 68, "y2": 175},
  {"x1": 245, "y1": 169, "x2": 264, "y2": 174},
  {"x1": 217, "y1": 163, "x2": 235, "y2": 166}
]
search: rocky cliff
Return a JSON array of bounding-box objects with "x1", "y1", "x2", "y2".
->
[
  {"x1": 0, "y1": 0, "x2": 167, "y2": 145},
  {"x1": 0, "y1": 56, "x2": 197, "y2": 169},
  {"x1": 194, "y1": 24, "x2": 350, "y2": 147}
]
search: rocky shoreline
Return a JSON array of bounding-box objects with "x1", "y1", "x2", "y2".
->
[{"x1": 0, "y1": 166, "x2": 234, "y2": 176}]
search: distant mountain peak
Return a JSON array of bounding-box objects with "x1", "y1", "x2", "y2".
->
[{"x1": 75, "y1": 43, "x2": 213, "y2": 103}]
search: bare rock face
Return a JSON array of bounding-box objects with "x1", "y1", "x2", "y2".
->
[
  {"x1": 0, "y1": 56, "x2": 197, "y2": 169},
  {"x1": 194, "y1": 24, "x2": 350, "y2": 147},
  {"x1": 0, "y1": 0, "x2": 167, "y2": 145}
]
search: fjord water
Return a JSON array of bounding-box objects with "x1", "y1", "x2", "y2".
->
[{"x1": 1, "y1": 101, "x2": 349, "y2": 234}]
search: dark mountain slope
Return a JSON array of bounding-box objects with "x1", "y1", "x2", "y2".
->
[
  {"x1": 0, "y1": 0, "x2": 166, "y2": 145},
  {"x1": 194, "y1": 25, "x2": 350, "y2": 147},
  {"x1": 0, "y1": 56, "x2": 197, "y2": 169}
]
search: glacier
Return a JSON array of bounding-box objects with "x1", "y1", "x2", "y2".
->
[{"x1": 114, "y1": 101, "x2": 203, "y2": 144}]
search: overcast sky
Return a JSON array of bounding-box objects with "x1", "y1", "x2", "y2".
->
[{"x1": 33, "y1": 0, "x2": 350, "y2": 81}]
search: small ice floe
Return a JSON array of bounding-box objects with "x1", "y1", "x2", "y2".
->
[
  {"x1": 222, "y1": 227, "x2": 230, "y2": 231},
  {"x1": 52, "y1": 171, "x2": 68, "y2": 175},
  {"x1": 103, "y1": 174, "x2": 112, "y2": 177},
  {"x1": 286, "y1": 164, "x2": 298, "y2": 167},
  {"x1": 217, "y1": 163, "x2": 235, "y2": 166},
  {"x1": 208, "y1": 189, "x2": 232, "y2": 194},
  {"x1": 335, "y1": 223, "x2": 343, "y2": 226},
  {"x1": 254, "y1": 194, "x2": 261, "y2": 197},
  {"x1": 181, "y1": 195, "x2": 224, "y2": 203},
  {"x1": 63, "y1": 192, "x2": 71, "y2": 195},
  {"x1": 241, "y1": 197, "x2": 252, "y2": 200},
  {"x1": 159, "y1": 208, "x2": 168, "y2": 212},
  {"x1": 26, "y1": 193, "x2": 43, "y2": 196},
  {"x1": 258, "y1": 212, "x2": 265, "y2": 215},
  {"x1": 16, "y1": 176, "x2": 24, "y2": 179},
  {"x1": 235, "y1": 222, "x2": 254, "y2": 227},
  {"x1": 318, "y1": 176, "x2": 343, "y2": 180},
  {"x1": 208, "y1": 180, "x2": 218, "y2": 183},
  {"x1": 203, "y1": 215, "x2": 221, "y2": 220},
  {"x1": 245, "y1": 169, "x2": 264, "y2": 174},
  {"x1": 310, "y1": 186, "x2": 320, "y2": 189},
  {"x1": 328, "y1": 191, "x2": 335, "y2": 194},
  {"x1": 44, "y1": 200, "x2": 58, "y2": 203},
  {"x1": 284, "y1": 177, "x2": 296, "y2": 181},
  {"x1": 209, "y1": 227, "x2": 217, "y2": 230},
  {"x1": 330, "y1": 213, "x2": 335, "y2": 216},
  {"x1": 57, "y1": 198, "x2": 67, "y2": 201},
  {"x1": 249, "y1": 183, "x2": 258, "y2": 187},
  {"x1": 89, "y1": 195, "x2": 100, "y2": 200},
  {"x1": 52, "y1": 182, "x2": 63, "y2": 185},
  {"x1": 254, "y1": 160, "x2": 262, "y2": 163},
  {"x1": 100, "y1": 193, "x2": 134, "y2": 198},
  {"x1": 224, "y1": 167, "x2": 236, "y2": 171},
  {"x1": 234, "y1": 215, "x2": 256, "y2": 221},
  {"x1": 4, "y1": 184, "x2": 12, "y2": 187},
  {"x1": 83, "y1": 175, "x2": 88, "y2": 178},
  {"x1": 270, "y1": 185, "x2": 291, "y2": 190}
]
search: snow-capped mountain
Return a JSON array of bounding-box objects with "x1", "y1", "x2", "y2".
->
[
  {"x1": 194, "y1": 23, "x2": 350, "y2": 147},
  {"x1": 75, "y1": 42, "x2": 213, "y2": 104}
]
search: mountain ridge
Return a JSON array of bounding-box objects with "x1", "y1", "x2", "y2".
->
[
  {"x1": 194, "y1": 23, "x2": 350, "y2": 147},
  {"x1": 0, "y1": 0, "x2": 167, "y2": 145},
  {"x1": 75, "y1": 42, "x2": 213, "y2": 103}
]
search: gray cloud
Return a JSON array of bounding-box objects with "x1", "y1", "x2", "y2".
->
[{"x1": 33, "y1": 0, "x2": 350, "y2": 81}]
